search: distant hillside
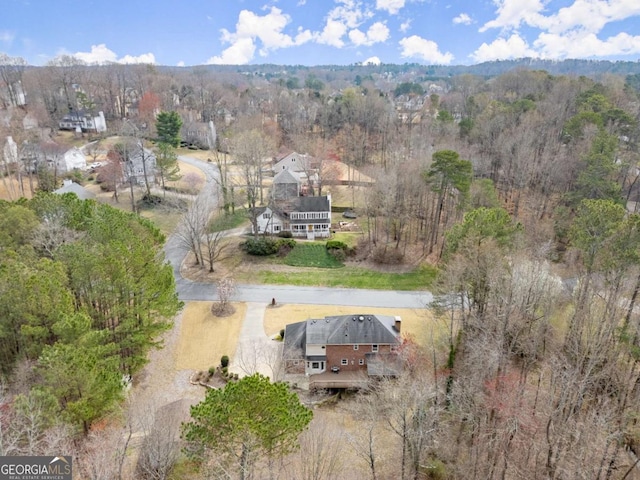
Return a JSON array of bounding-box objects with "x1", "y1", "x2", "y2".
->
[{"x1": 164, "y1": 58, "x2": 640, "y2": 80}]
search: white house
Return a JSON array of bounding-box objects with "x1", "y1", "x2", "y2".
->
[
  {"x1": 123, "y1": 146, "x2": 156, "y2": 186},
  {"x1": 3, "y1": 136, "x2": 18, "y2": 165},
  {"x1": 271, "y1": 151, "x2": 314, "y2": 174},
  {"x1": 254, "y1": 195, "x2": 332, "y2": 239},
  {"x1": 59, "y1": 111, "x2": 107, "y2": 133},
  {"x1": 54, "y1": 147, "x2": 87, "y2": 173}
]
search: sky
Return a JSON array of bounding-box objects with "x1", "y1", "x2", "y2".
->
[{"x1": 1, "y1": 0, "x2": 640, "y2": 67}]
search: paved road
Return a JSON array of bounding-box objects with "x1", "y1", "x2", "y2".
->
[{"x1": 165, "y1": 156, "x2": 433, "y2": 309}]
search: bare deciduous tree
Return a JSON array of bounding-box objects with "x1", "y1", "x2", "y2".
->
[
  {"x1": 135, "y1": 402, "x2": 183, "y2": 480},
  {"x1": 212, "y1": 276, "x2": 236, "y2": 316}
]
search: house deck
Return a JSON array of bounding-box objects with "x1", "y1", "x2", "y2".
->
[{"x1": 309, "y1": 370, "x2": 370, "y2": 390}]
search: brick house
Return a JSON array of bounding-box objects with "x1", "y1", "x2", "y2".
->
[{"x1": 283, "y1": 314, "x2": 403, "y2": 384}]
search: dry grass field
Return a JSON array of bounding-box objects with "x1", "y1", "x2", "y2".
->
[{"x1": 175, "y1": 301, "x2": 247, "y2": 370}]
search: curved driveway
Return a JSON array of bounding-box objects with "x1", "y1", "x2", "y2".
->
[{"x1": 165, "y1": 156, "x2": 433, "y2": 309}]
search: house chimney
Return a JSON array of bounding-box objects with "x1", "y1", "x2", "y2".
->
[{"x1": 394, "y1": 316, "x2": 402, "y2": 333}]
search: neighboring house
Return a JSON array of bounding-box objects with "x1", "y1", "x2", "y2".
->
[
  {"x1": 0, "y1": 80, "x2": 26, "y2": 108},
  {"x1": 181, "y1": 120, "x2": 216, "y2": 150},
  {"x1": 272, "y1": 168, "x2": 301, "y2": 200},
  {"x1": 272, "y1": 151, "x2": 314, "y2": 174},
  {"x1": 123, "y1": 146, "x2": 156, "y2": 186},
  {"x1": 53, "y1": 147, "x2": 87, "y2": 173},
  {"x1": 3, "y1": 136, "x2": 18, "y2": 165},
  {"x1": 59, "y1": 111, "x2": 107, "y2": 133},
  {"x1": 253, "y1": 195, "x2": 331, "y2": 239},
  {"x1": 53, "y1": 179, "x2": 96, "y2": 200},
  {"x1": 283, "y1": 314, "x2": 403, "y2": 388}
]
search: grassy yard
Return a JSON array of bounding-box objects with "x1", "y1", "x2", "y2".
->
[
  {"x1": 175, "y1": 302, "x2": 246, "y2": 370},
  {"x1": 256, "y1": 264, "x2": 436, "y2": 290},
  {"x1": 284, "y1": 243, "x2": 344, "y2": 268},
  {"x1": 209, "y1": 210, "x2": 249, "y2": 232}
]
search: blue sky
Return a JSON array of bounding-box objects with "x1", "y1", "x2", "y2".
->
[{"x1": 2, "y1": 0, "x2": 640, "y2": 66}]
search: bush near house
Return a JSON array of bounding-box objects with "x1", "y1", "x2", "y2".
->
[
  {"x1": 326, "y1": 239, "x2": 355, "y2": 262},
  {"x1": 241, "y1": 237, "x2": 296, "y2": 256}
]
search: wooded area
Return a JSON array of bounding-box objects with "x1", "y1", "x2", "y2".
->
[{"x1": 2, "y1": 54, "x2": 640, "y2": 478}]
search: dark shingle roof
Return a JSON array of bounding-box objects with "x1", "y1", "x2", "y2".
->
[{"x1": 307, "y1": 314, "x2": 399, "y2": 345}]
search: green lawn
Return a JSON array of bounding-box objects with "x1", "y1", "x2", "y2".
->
[
  {"x1": 209, "y1": 210, "x2": 249, "y2": 232},
  {"x1": 284, "y1": 243, "x2": 344, "y2": 268},
  {"x1": 256, "y1": 264, "x2": 436, "y2": 290}
]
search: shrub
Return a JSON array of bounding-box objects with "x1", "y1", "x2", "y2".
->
[
  {"x1": 326, "y1": 240, "x2": 348, "y2": 250},
  {"x1": 372, "y1": 245, "x2": 404, "y2": 265},
  {"x1": 221, "y1": 355, "x2": 229, "y2": 368},
  {"x1": 222, "y1": 366, "x2": 228, "y2": 376},
  {"x1": 276, "y1": 238, "x2": 296, "y2": 256},
  {"x1": 242, "y1": 237, "x2": 279, "y2": 256},
  {"x1": 277, "y1": 230, "x2": 293, "y2": 238},
  {"x1": 422, "y1": 457, "x2": 448, "y2": 480},
  {"x1": 326, "y1": 239, "x2": 352, "y2": 262},
  {"x1": 208, "y1": 366, "x2": 216, "y2": 376}
]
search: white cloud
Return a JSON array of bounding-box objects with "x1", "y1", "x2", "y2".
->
[
  {"x1": 536, "y1": 0, "x2": 640, "y2": 35},
  {"x1": 207, "y1": 7, "x2": 312, "y2": 64},
  {"x1": 177, "y1": 61, "x2": 185, "y2": 67},
  {"x1": 120, "y1": 53, "x2": 156, "y2": 64},
  {"x1": 349, "y1": 21, "x2": 390, "y2": 46},
  {"x1": 208, "y1": 37, "x2": 256, "y2": 65},
  {"x1": 72, "y1": 43, "x2": 156, "y2": 64},
  {"x1": 480, "y1": 0, "x2": 546, "y2": 33},
  {"x1": 481, "y1": 0, "x2": 640, "y2": 35},
  {"x1": 316, "y1": 0, "x2": 373, "y2": 47},
  {"x1": 477, "y1": 0, "x2": 640, "y2": 60},
  {"x1": 399, "y1": 35, "x2": 454, "y2": 64},
  {"x1": 362, "y1": 56, "x2": 381, "y2": 65},
  {"x1": 534, "y1": 30, "x2": 640, "y2": 59},
  {"x1": 453, "y1": 13, "x2": 473, "y2": 25},
  {"x1": 329, "y1": 0, "x2": 372, "y2": 29},
  {"x1": 0, "y1": 31, "x2": 15, "y2": 44},
  {"x1": 316, "y1": 19, "x2": 349, "y2": 47},
  {"x1": 376, "y1": 0, "x2": 405, "y2": 15},
  {"x1": 71, "y1": 44, "x2": 155, "y2": 64},
  {"x1": 471, "y1": 34, "x2": 536, "y2": 62},
  {"x1": 400, "y1": 20, "x2": 411, "y2": 32},
  {"x1": 73, "y1": 44, "x2": 117, "y2": 63}
]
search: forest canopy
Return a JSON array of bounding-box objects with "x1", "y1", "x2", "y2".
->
[{"x1": 0, "y1": 193, "x2": 182, "y2": 433}]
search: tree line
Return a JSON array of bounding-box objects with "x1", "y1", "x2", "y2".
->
[{"x1": 0, "y1": 193, "x2": 181, "y2": 441}]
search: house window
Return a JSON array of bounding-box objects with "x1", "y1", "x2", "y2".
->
[
  {"x1": 353, "y1": 345, "x2": 359, "y2": 351},
  {"x1": 372, "y1": 344, "x2": 379, "y2": 353},
  {"x1": 274, "y1": 225, "x2": 280, "y2": 231},
  {"x1": 263, "y1": 213, "x2": 271, "y2": 219},
  {"x1": 341, "y1": 359, "x2": 348, "y2": 366},
  {"x1": 312, "y1": 362, "x2": 320, "y2": 369},
  {"x1": 359, "y1": 359, "x2": 365, "y2": 365}
]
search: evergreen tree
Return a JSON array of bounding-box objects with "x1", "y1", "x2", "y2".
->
[
  {"x1": 183, "y1": 374, "x2": 312, "y2": 479},
  {"x1": 155, "y1": 111, "x2": 183, "y2": 147}
]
